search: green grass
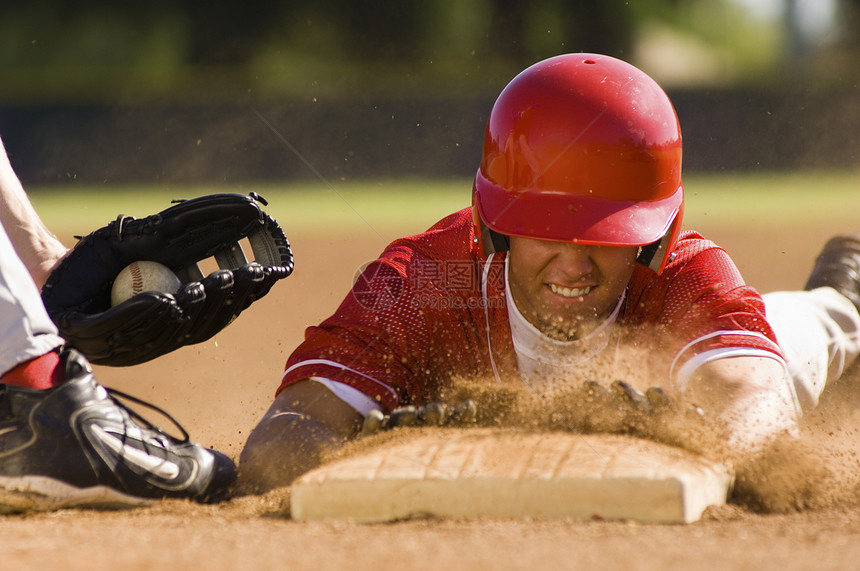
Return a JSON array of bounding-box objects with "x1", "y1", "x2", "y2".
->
[
  {"x1": 682, "y1": 171, "x2": 860, "y2": 227},
  {"x1": 30, "y1": 179, "x2": 473, "y2": 240},
  {"x1": 29, "y1": 170, "x2": 860, "y2": 240}
]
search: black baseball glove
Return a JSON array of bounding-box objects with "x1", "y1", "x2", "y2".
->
[{"x1": 41, "y1": 192, "x2": 293, "y2": 366}]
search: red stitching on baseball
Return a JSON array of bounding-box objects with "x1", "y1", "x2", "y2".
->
[{"x1": 131, "y1": 262, "x2": 143, "y2": 295}]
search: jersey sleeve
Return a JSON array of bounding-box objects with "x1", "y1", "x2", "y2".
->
[
  {"x1": 627, "y1": 232, "x2": 784, "y2": 388},
  {"x1": 280, "y1": 256, "x2": 434, "y2": 411},
  {"x1": 279, "y1": 209, "x2": 489, "y2": 411}
]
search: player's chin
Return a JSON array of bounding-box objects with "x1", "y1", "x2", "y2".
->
[
  {"x1": 535, "y1": 315, "x2": 585, "y2": 341},
  {"x1": 539, "y1": 297, "x2": 598, "y2": 321},
  {"x1": 550, "y1": 300, "x2": 616, "y2": 331}
]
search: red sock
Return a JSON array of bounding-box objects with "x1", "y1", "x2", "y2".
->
[{"x1": 1, "y1": 351, "x2": 64, "y2": 390}]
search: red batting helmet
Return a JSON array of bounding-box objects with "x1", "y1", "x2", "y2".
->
[{"x1": 472, "y1": 53, "x2": 684, "y2": 274}]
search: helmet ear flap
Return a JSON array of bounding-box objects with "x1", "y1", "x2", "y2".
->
[
  {"x1": 636, "y1": 206, "x2": 684, "y2": 274},
  {"x1": 471, "y1": 192, "x2": 510, "y2": 257},
  {"x1": 636, "y1": 236, "x2": 669, "y2": 273},
  {"x1": 482, "y1": 225, "x2": 510, "y2": 255}
]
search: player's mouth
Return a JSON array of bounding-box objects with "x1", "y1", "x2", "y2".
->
[{"x1": 549, "y1": 283, "x2": 592, "y2": 298}]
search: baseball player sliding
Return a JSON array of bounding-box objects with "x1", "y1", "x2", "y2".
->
[{"x1": 239, "y1": 53, "x2": 860, "y2": 492}]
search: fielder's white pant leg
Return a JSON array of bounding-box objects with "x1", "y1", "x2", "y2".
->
[
  {"x1": 763, "y1": 287, "x2": 860, "y2": 412},
  {"x1": 0, "y1": 221, "x2": 64, "y2": 376}
]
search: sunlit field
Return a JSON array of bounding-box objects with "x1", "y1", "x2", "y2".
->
[
  {"x1": 29, "y1": 170, "x2": 860, "y2": 240},
  {"x1": 13, "y1": 169, "x2": 860, "y2": 571}
]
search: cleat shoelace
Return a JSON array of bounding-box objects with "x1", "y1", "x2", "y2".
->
[{"x1": 103, "y1": 387, "x2": 191, "y2": 447}]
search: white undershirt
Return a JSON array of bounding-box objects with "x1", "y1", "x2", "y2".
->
[{"x1": 504, "y1": 256, "x2": 624, "y2": 390}]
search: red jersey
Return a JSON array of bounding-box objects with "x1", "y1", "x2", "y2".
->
[{"x1": 280, "y1": 208, "x2": 783, "y2": 411}]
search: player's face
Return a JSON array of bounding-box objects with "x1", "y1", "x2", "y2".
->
[{"x1": 507, "y1": 237, "x2": 638, "y2": 341}]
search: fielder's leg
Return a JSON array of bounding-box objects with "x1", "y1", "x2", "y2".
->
[{"x1": 0, "y1": 219, "x2": 64, "y2": 380}]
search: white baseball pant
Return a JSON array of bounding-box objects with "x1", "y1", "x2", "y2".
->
[
  {"x1": 0, "y1": 220, "x2": 64, "y2": 376},
  {"x1": 764, "y1": 287, "x2": 860, "y2": 412}
]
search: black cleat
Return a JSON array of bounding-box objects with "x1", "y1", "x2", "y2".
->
[
  {"x1": 0, "y1": 348, "x2": 236, "y2": 513},
  {"x1": 805, "y1": 235, "x2": 860, "y2": 313}
]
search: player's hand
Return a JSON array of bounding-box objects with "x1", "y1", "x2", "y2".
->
[
  {"x1": 578, "y1": 380, "x2": 653, "y2": 432},
  {"x1": 360, "y1": 400, "x2": 477, "y2": 436},
  {"x1": 578, "y1": 379, "x2": 704, "y2": 437}
]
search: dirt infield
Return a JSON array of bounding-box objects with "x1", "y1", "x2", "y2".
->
[{"x1": 6, "y1": 219, "x2": 860, "y2": 570}]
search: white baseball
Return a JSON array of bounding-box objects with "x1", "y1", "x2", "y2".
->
[{"x1": 111, "y1": 261, "x2": 182, "y2": 307}]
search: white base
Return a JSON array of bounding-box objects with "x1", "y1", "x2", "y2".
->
[{"x1": 291, "y1": 430, "x2": 733, "y2": 524}]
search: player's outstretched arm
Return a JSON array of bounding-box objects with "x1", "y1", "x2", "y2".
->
[
  {"x1": 0, "y1": 136, "x2": 67, "y2": 288},
  {"x1": 239, "y1": 379, "x2": 364, "y2": 493},
  {"x1": 684, "y1": 355, "x2": 798, "y2": 458}
]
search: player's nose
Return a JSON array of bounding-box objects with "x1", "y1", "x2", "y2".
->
[{"x1": 552, "y1": 243, "x2": 595, "y2": 277}]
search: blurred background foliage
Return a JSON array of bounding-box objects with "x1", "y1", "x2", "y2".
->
[
  {"x1": 1, "y1": 0, "x2": 858, "y2": 184},
  {"x1": 0, "y1": 0, "x2": 857, "y2": 104}
]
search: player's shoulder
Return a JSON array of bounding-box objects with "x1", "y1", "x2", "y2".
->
[
  {"x1": 389, "y1": 207, "x2": 476, "y2": 260},
  {"x1": 676, "y1": 229, "x2": 716, "y2": 247},
  {"x1": 406, "y1": 207, "x2": 473, "y2": 240},
  {"x1": 626, "y1": 228, "x2": 749, "y2": 317},
  {"x1": 630, "y1": 229, "x2": 735, "y2": 287},
  {"x1": 669, "y1": 229, "x2": 727, "y2": 264}
]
